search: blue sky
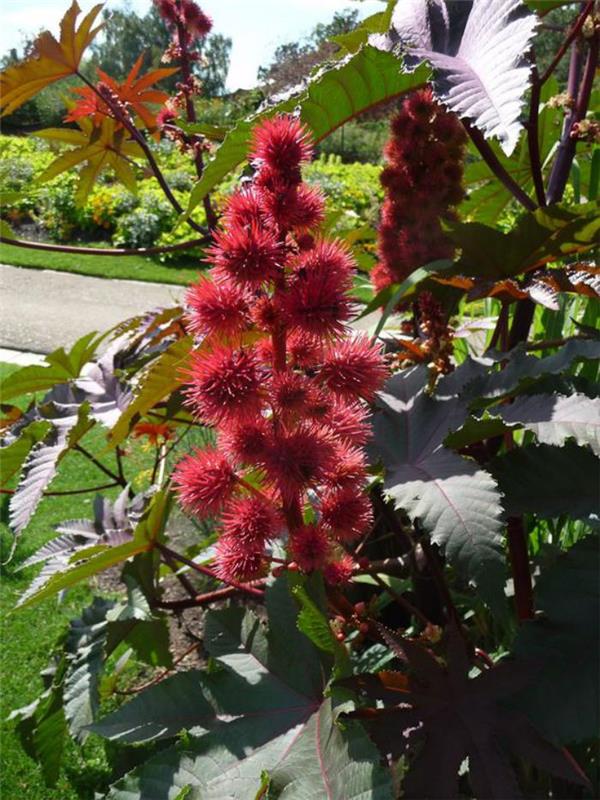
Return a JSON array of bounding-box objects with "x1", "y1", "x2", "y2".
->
[{"x1": 1, "y1": 0, "x2": 383, "y2": 90}]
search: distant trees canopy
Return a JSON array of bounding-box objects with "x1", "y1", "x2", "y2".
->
[
  {"x1": 1, "y1": 1, "x2": 231, "y2": 130},
  {"x1": 91, "y1": 4, "x2": 232, "y2": 97},
  {"x1": 257, "y1": 9, "x2": 359, "y2": 98}
]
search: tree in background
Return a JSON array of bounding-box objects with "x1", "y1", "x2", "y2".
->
[
  {"x1": 257, "y1": 9, "x2": 358, "y2": 97},
  {"x1": 91, "y1": 2, "x2": 231, "y2": 96},
  {"x1": 0, "y1": 1, "x2": 231, "y2": 130}
]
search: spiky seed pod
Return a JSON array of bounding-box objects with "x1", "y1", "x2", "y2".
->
[{"x1": 175, "y1": 115, "x2": 390, "y2": 583}]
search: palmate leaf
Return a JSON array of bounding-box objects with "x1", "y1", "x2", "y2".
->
[
  {"x1": 8, "y1": 661, "x2": 68, "y2": 787},
  {"x1": 108, "y1": 335, "x2": 193, "y2": 447},
  {"x1": 64, "y1": 597, "x2": 115, "y2": 742},
  {"x1": 9, "y1": 402, "x2": 93, "y2": 538},
  {"x1": 491, "y1": 442, "x2": 600, "y2": 519},
  {"x1": 348, "y1": 625, "x2": 591, "y2": 799},
  {"x1": 0, "y1": 420, "x2": 52, "y2": 486},
  {"x1": 444, "y1": 202, "x2": 600, "y2": 280},
  {"x1": 0, "y1": 330, "x2": 105, "y2": 402},
  {"x1": 371, "y1": 367, "x2": 506, "y2": 609},
  {"x1": 186, "y1": 46, "x2": 430, "y2": 215},
  {"x1": 66, "y1": 54, "x2": 177, "y2": 133},
  {"x1": 0, "y1": 1, "x2": 103, "y2": 116},
  {"x1": 498, "y1": 392, "x2": 600, "y2": 455},
  {"x1": 17, "y1": 489, "x2": 171, "y2": 610},
  {"x1": 35, "y1": 117, "x2": 143, "y2": 205},
  {"x1": 373, "y1": 0, "x2": 537, "y2": 155},
  {"x1": 457, "y1": 338, "x2": 600, "y2": 402},
  {"x1": 512, "y1": 534, "x2": 600, "y2": 743},
  {"x1": 460, "y1": 77, "x2": 564, "y2": 224},
  {"x1": 97, "y1": 578, "x2": 392, "y2": 800},
  {"x1": 17, "y1": 486, "x2": 151, "y2": 604}
]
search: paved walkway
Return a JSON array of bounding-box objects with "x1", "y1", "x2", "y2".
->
[{"x1": 0, "y1": 265, "x2": 184, "y2": 355}]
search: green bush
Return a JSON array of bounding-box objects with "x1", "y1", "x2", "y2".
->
[
  {"x1": 318, "y1": 119, "x2": 388, "y2": 163},
  {"x1": 0, "y1": 134, "x2": 383, "y2": 246}
]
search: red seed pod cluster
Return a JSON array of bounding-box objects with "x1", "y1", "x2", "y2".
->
[
  {"x1": 174, "y1": 115, "x2": 389, "y2": 585},
  {"x1": 416, "y1": 290, "x2": 454, "y2": 375},
  {"x1": 372, "y1": 88, "x2": 467, "y2": 294},
  {"x1": 155, "y1": 0, "x2": 212, "y2": 41}
]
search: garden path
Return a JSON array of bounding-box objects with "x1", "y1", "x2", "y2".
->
[{"x1": 0, "y1": 264, "x2": 184, "y2": 355}]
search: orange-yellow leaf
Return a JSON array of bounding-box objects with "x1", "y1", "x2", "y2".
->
[
  {"x1": 66, "y1": 58, "x2": 177, "y2": 132},
  {"x1": 0, "y1": 2, "x2": 104, "y2": 117}
]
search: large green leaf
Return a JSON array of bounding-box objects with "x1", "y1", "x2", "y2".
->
[
  {"x1": 446, "y1": 203, "x2": 600, "y2": 280},
  {"x1": 372, "y1": 368, "x2": 506, "y2": 608},
  {"x1": 491, "y1": 442, "x2": 600, "y2": 518},
  {"x1": 186, "y1": 47, "x2": 430, "y2": 215},
  {"x1": 101, "y1": 578, "x2": 392, "y2": 799},
  {"x1": 8, "y1": 660, "x2": 68, "y2": 787},
  {"x1": 512, "y1": 534, "x2": 600, "y2": 743},
  {"x1": 89, "y1": 671, "x2": 215, "y2": 743},
  {"x1": 108, "y1": 336, "x2": 192, "y2": 447}
]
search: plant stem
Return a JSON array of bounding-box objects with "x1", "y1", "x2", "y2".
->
[
  {"x1": 419, "y1": 536, "x2": 463, "y2": 631},
  {"x1": 157, "y1": 542, "x2": 266, "y2": 598},
  {"x1": 116, "y1": 641, "x2": 201, "y2": 695},
  {"x1": 73, "y1": 444, "x2": 126, "y2": 485},
  {"x1": 0, "y1": 235, "x2": 209, "y2": 257},
  {"x1": 527, "y1": 64, "x2": 546, "y2": 206},
  {"x1": 463, "y1": 121, "x2": 537, "y2": 212},
  {"x1": 487, "y1": 302, "x2": 510, "y2": 352},
  {"x1": 75, "y1": 70, "x2": 207, "y2": 235},
  {"x1": 539, "y1": 0, "x2": 595, "y2": 85},
  {"x1": 547, "y1": 29, "x2": 598, "y2": 204},
  {"x1": 161, "y1": 549, "x2": 198, "y2": 598},
  {"x1": 152, "y1": 579, "x2": 268, "y2": 610},
  {"x1": 0, "y1": 481, "x2": 119, "y2": 496},
  {"x1": 371, "y1": 573, "x2": 431, "y2": 628},
  {"x1": 174, "y1": 18, "x2": 218, "y2": 230},
  {"x1": 506, "y1": 516, "x2": 534, "y2": 621}
]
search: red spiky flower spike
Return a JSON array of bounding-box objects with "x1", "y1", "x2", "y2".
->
[
  {"x1": 372, "y1": 89, "x2": 467, "y2": 294},
  {"x1": 175, "y1": 115, "x2": 389, "y2": 584}
]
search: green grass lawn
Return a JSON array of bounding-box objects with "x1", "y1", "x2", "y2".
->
[
  {"x1": 0, "y1": 242, "x2": 202, "y2": 286},
  {"x1": 0, "y1": 364, "x2": 156, "y2": 798}
]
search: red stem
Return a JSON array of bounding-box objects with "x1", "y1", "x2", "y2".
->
[
  {"x1": 152, "y1": 579, "x2": 268, "y2": 610},
  {"x1": 539, "y1": 0, "x2": 594, "y2": 85},
  {"x1": 527, "y1": 64, "x2": 546, "y2": 206},
  {"x1": 174, "y1": 15, "x2": 218, "y2": 230},
  {"x1": 463, "y1": 121, "x2": 537, "y2": 212},
  {"x1": 156, "y1": 542, "x2": 265, "y2": 598},
  {"x1": 507, "y1": 516, "x2": 534, "y2": 621},
  {"x1": 0, "y1": 235, "x2": 209, "y2": 257}
]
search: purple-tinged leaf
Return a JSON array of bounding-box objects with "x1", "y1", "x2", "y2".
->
[
  {"x1": 491, "y1": 442, "x2": 600, "y2": 519},
  {"x1": 498, "y1": 392, "x2": 600, "y2": 455},
  {"x1": 17, "y1": 487, "x2": 152, "y2": 603},
  {"x1": 512, "y1": 534, "x2": 600, "y2": 743},
  {"x1": 101, "y1": 582, "x2": 393, "y2": 799},
  {"x1": 349, "y1": 625, "x2": 591, "y2": 798},
  {"x1": 8, "y1": 404, "x2": 92, "y2": 540},
  {"x1": 373, "y1": 0, "x2": 538, "y2": 154},
  {"x1": 371, "y1": 367, "x2": 506, "y2": 610}
]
